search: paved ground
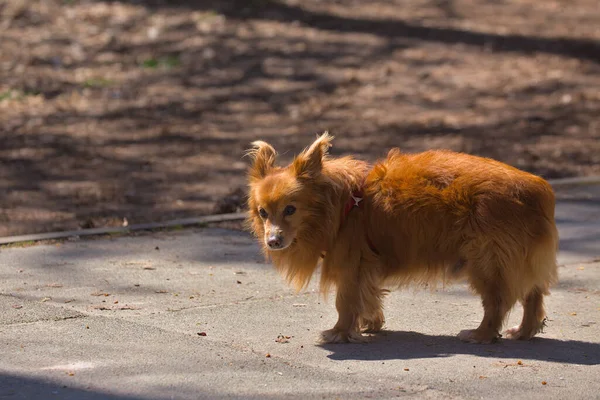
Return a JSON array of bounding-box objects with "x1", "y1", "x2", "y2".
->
[{"x1": 1, "y1": 184, "x2": 599, "y2": 400}]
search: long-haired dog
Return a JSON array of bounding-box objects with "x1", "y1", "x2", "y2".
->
[{"x1": 246, "y1": 133, "x2": 558, "y2": 344}]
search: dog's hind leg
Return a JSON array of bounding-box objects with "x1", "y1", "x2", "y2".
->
[
  {"x1": 506, "y1": 230, "x2": 557, "y2": 340},
  {"x1": 505, "y1": 286, "x2": 547, "y2": 340},
  {"x1": 459, "y1": 257, "x2": 518, "y2": 344},
  {"x1": 459, "y1": 285, "x2": 515, "y2": 344}
]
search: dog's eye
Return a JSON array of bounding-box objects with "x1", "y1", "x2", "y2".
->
[
  {"x1": 283, "y1": 205, "x2": 296, "y2": 216},
  {"x1": 258, "y1": 208, "x2": 268, "y2": 219}
]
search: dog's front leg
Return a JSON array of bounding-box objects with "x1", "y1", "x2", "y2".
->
[{"x1": 320, "y1": 282, "x2": 366, "y2": 344}]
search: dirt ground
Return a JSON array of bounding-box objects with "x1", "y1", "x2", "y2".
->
[{"x1": 1, "y1": 0, "x2": 599, "y2": 236}]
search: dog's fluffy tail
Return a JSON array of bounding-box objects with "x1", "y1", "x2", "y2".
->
[
  {"x1": 528, "y1": 180, "x2": 559, "y2": 294},
  {"x1": 527, "y1": 218, "x2": 559, "y2": 295}
]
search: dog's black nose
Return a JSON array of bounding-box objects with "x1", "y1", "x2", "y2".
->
[{"x1": 267, "y1": 235, "x2": 283, "y2": 249}]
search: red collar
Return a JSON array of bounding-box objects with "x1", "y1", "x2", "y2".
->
[
  {"x1": 321, "y1": 187, "x2": 379, "y2": 259},
  {"x1": 337, "y1": 189, "x2": 379, "y2": 256},
  {"x1": 343, "y1": 189, "x2": 365, "y2": 219}
]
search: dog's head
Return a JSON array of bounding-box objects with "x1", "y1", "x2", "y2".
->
[{"x1": 246, "y1": 132, "x2": 333, "y2": 253}]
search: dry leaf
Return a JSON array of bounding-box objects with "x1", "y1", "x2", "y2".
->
[{"x1": 275, "y1": 334, "x2": 291, "y2": 343}]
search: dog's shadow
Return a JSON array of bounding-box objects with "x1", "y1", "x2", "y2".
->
[{"x1": 319, "y1": 331, "x2": 600, "y2": 365}]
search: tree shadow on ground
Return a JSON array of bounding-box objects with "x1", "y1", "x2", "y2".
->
[
  {"x1": 114, "y1": 0, "x2": 600, "y2": 63},
  {"x1": 0, "y1": 373, "x2": 146, "y2": 400}
]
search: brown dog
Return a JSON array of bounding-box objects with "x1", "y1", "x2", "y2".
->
[{"x1": 246, "y1": 133, "x2": 558, "y2": 344}]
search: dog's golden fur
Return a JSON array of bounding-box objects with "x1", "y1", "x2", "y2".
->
[{"x1": 247, "y1": 133, "x2": 558, "y2": 344}]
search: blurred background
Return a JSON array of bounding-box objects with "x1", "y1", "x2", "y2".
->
[{"x1": 0, "y1": 0, "x2": 599, "y2": 236}]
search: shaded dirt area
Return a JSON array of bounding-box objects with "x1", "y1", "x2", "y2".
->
[{"x1": 1, "y1": 0, "x2": 599, "y2": 236}]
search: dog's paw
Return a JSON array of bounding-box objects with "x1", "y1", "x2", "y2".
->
[
  {"x1": 320, "y1": 329, "x2": 367, "y2": 344},
  {"x1": 504, "y1": 325, "x2": 525, "y2": 340},
  {"x1": 504, "y1": 324, "x2": 540, "y2": 340},
  {"x1": 360, "y1": 319, "x2": 384, "y2": 333},
  {"x1": 457, "y1": 329, "x2": 500, "y2": 344}
]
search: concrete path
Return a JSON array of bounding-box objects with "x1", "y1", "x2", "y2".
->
[{"x1": 1, "y1": 184, "x2": 599, "y2": 399}]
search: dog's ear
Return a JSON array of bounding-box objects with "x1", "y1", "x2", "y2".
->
[
  {"x1": 247, "y1": 140, "x2": 277, "y2": 181},
  {"x1": 293, "y1": 131, "x2": 333, "y2": 177}
]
